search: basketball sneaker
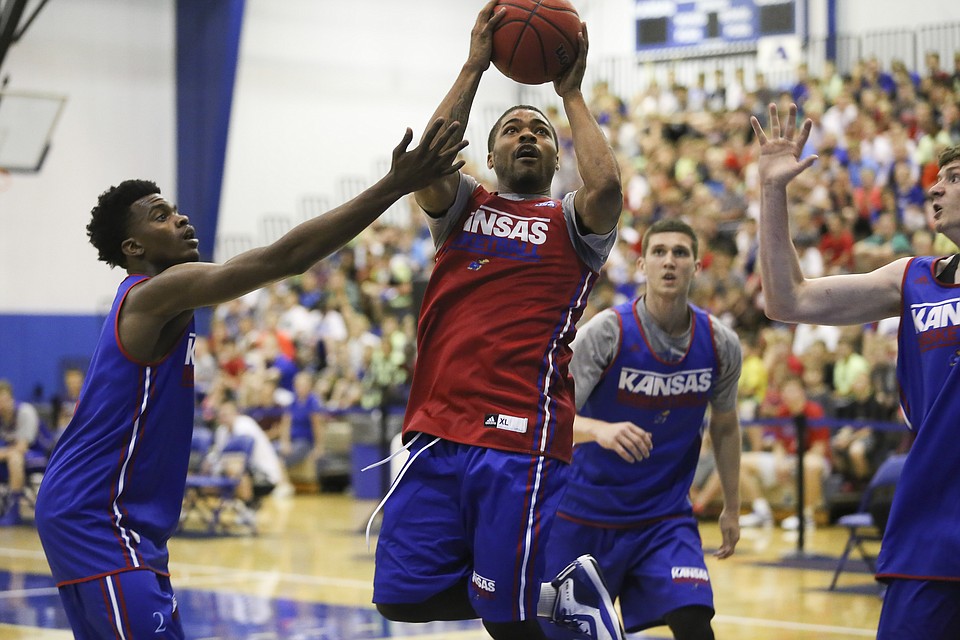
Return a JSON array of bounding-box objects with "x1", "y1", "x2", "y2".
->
[
  {"x1": 781, "y1": 509, "x2": 816, "y2": 531},
  {"x1": 538, "y1": 554, "x2": 624, "y2": 640},
  {"x1": 738, "y1": 511, "x2": 773, "y2": 528}
]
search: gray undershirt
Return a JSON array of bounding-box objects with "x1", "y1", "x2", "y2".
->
[{"x1": 569, "y1": 296, "x2": 742, "y2": 413}]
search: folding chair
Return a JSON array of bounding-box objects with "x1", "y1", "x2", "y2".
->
[
  {"x1": 828, "y1": 453, "x2": 907, "y2": 590},
  {"x1": 187, "y1": 427, "x2": 213, "y2": 473},
  {"x1": 21, "y1": 421, "x2": 58, "y2": 514},
  {"x1": 180, "y1": 434, "x2": 257, "y2": 536}
]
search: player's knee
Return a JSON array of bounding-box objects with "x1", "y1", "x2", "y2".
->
[
  {"x1": 482, "y1": 619, "x2": 548, "y2": 640},
  {"x1": 376, "y1": 602, "x2": 433, "y2": 623},
  {"x1": 664, "y1": 604, "x2": 715, "y2": 640},
  {"x1": 376, "y1": 580, "x2": 478, "y2": 623}
]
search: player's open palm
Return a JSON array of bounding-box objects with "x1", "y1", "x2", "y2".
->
[
  {"x1": 387, "y1": 118, "x2": 467, "y2": 193},
  {"x1": 750, "y1": 102, "x2": 817, "y2": 188}
]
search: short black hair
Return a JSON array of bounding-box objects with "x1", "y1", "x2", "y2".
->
[
  {"x1": 641, "y1": 218, "x2": 699, "y2": 258},
  {"x1": 487, "y1": 104, "x2": 558, "y2": 151},
  {"x1": 86, "y1": 180, "x2": 161, "y2": 268}
]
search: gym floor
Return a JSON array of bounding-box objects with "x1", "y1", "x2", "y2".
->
[{"x1": 0, "y1": 493, "x2": 882, "y2": 639}]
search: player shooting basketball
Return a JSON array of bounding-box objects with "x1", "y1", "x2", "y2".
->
[{"x1": 371, "y1": 2, "x2": 626, "y2": 639}]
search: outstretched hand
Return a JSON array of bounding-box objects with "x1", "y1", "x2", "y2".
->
[
  {"x1": 553, "y1": 22, "x2": 588, "y2": 97},
  {"x1": 387, "y1": 118, "x2": 467, "y2": 193},
  {"x1": 750, "y1": 103, "x2": 818, "y2": 188}
]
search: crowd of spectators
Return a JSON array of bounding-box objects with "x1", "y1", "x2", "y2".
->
[
  {"x1": 4, "y1": 50, "x2": 960, "y2": 526},
  {"x1": 107, "y1": 50, "x2": 960, "y2": 513}
]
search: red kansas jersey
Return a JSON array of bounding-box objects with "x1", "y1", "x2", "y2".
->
[{"x1": 403, "y1": 182, "x2": 602, "y2": 462}]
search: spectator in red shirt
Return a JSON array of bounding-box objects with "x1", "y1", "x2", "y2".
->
[
  {"x1": 819, "y1": 213, "x2": 856, "y2": 273},
  {"x1": 739, "y1": 376, "x2": 830, "y2": 529},
  {"x1": 853, "y1": 167, "x2": 884, "y2": 222}
]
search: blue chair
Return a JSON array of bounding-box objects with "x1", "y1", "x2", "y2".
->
[
  {"x1": 22, "y1": 421, "x2": 59, "y2": 513},
  {"x1": 188, "y1": 426, "x2": 214, "y2": 472},
  {"x1": 180, "y1": 434, "x2": 257, "y2": 536},
  {"x1": 829, "y1": 453, "x2": 907, "y2": 591}
]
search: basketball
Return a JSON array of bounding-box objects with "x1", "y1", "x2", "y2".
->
[{"x1": 491, "y1": 0, "x2": 581, "y2": 85}]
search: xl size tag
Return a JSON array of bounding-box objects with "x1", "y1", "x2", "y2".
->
[{"x1": 483, "y1": 413, "x2": 528, "y2": 433}]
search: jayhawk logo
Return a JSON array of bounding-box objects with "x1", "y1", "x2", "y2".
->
[{"x1": 468, "y1": 258, "x2": 490, "y2": 271}]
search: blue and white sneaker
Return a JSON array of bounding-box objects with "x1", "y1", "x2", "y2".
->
[{"x1": 538, "y1": 554, "x2": 624, "y2": 640}]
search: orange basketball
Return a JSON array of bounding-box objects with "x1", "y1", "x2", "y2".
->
[{"x1": 491, "y1": 0, "x2": 581, "y2": 85}]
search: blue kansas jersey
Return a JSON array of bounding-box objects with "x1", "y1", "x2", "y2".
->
[
  {"x1": 559, "y1": 300, "x2": 718, "y2": 525},
  {"x1": 35, "y1": 275, "x2": 196, "y2": 585},
  {"x1": 878, "y1": 256, "x2": 960, "y2": 581}
]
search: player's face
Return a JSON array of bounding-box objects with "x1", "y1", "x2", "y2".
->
[
  {"x1": 929, "y1": 159, "x2": 960, "y2": 237},
  {"x1": 126, "y1": 194, "x2": 200, "y2": 271},
  {"x1": 638, "y1": 232, "x2": 700, "y2": 298},
  {"x1": 487, "y1": 109, "x2": 558, "y2": 195}
]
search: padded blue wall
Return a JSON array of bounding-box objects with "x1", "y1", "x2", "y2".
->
[{"x1": 0, "y1": 314, "x2": 103, "y2": 402}]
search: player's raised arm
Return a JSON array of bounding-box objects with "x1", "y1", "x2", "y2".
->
[
  {"x1": 126, "y1": 119, "x2": 465, "y2": 324},
  {"x1": 559, "y1": 25, "x2": 622, "y2": 235},
  {"x1": 753, "y1": 103, "x2": 904, "y2": 326},
  {"x1": 415, "y1": 0, "x2": 505, "y2": 215}
]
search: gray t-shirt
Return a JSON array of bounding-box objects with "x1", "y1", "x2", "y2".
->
[{"x1": 569, "y1": 296, "x2": 742, "y2": 412}]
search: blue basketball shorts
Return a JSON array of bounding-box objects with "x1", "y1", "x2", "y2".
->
[
  {"x1": 57, "y1": 569, "x2": 184, "y2": 639},
  {"x1": 373, "y1": 437, "x2": 568, "y2": 623},
  {"x1": 544, "y1": 514, "x2": 714, "y2": 633},
  {"x1": 878, "y1": 578, "x2": 960, "y2": 639}
]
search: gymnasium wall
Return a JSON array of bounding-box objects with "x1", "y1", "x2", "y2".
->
[
  {"x1": 0, "y1": 0, "x2": 951, "y2": 398},
  {"x1": 836, "y1": 0, "x2": 959, "y2": 34}
]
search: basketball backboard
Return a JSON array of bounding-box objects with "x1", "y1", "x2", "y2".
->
[{"x1": 0, "y1": 90, "x2": 66, "y2": 172}]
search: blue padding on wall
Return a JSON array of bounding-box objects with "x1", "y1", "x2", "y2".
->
[
  {"x1": 0, "y1": 314, "x2": 104, "y2": 402},
  {"x1": 175, "y1": 0, "x2": 245, "y2": 267}
]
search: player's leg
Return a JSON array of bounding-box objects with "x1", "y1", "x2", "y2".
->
[
  {"x1": 618, "y1": 517, "x2": 714, "y2": 636},
  {"x1": 877, "y1": 578, "x2": 960, "y2": 640},
  {"x1": 375, "y1": 578, "x2": 476, "y2": 622},
  {"x1": 373, "y1": 438, "x2": 478, "y2": 622},
  {"x1": 60, "y1": 569, "x2": 184, "y2": 639},
  {"x1": 465, "y1": 447, "x2": 567, "y2": 639},
  {"x1": 663, "y1": 605, "x2": 716, "y2": 640},
  {"x1": 538, "y1": 515, "x2": 625, "y2": 640},
  {"x1": 483, "y1": 619, "x2": 551, "y2": 639},
  {"x1": 56, "y1": 582, "x2": 102, "y2": 640}
]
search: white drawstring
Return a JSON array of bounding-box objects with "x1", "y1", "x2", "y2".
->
[
  {"x1": 360, "y1": 431, "x2": 422, "y2": 472},
  {"x1": 364, "y1": 434, "x2": 441, "y2": 549}
]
